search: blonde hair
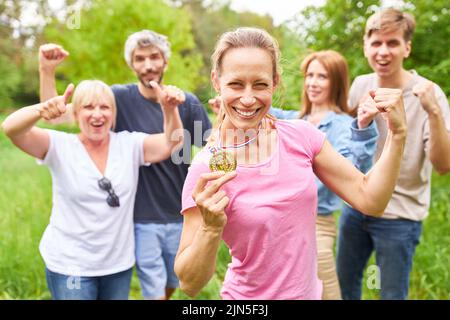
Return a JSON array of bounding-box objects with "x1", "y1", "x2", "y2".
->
[
  {"x1": 210, "y1": 27, "x2": 281, "y2": 131},
  {"x1": 299, "y1": 50, "x2": 350, "y2": 118},
  {"x1": 211, "y1": 27, "x2": 281, "y2": 80},
  {"x1": 72, "y1": 80, "x2": 117, "y2": 130},
  {"x1": 365, "y1": 8, "x2": 416, "y2": 42}
]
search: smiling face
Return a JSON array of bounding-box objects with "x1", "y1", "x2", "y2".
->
[
  {"x1": 364, "y1": 28, "x2": 411, "y2": 79},
  {"x1": 304, "y1": 59, "x2": 331, "y2": 107},
  {"x1": 72, "y1": 81, "x2": 116, "y2": 143},
  {"x1": 132, "y1": 45, "x2": 167, "y2": 88},
  {"x1": 212, "y1": 47, "x2": 278, "y2": 131},
  {"x1": 76, "y1": 96, "x2": 114, "y2": 142}
]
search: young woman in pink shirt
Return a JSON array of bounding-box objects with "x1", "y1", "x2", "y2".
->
[{"x1": 174, "y1": 27, "x2": 407, "y2": 300}]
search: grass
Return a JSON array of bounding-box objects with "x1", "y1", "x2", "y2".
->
[{"x1": 0, "y1": 112, "x2": 448, "y2": 300}]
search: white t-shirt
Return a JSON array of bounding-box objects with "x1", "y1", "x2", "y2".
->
[
  {"x1": 37, "y1": 129, "x2": 149, "y2": 276},
  {"x1": 349, "y1": 71, "x2": 450, "y2": 221}
]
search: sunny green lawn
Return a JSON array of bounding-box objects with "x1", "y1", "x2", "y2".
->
[{"x1": 0, "y1": 113, "x2": 448, "y2": 299}]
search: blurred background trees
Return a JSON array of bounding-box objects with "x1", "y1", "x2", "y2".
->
[
  {"x1": 43, "y1": 0, "x2": 204, "y2": 96},
  {"x1": 292, "y1": 0, "x2": 450, "y2": 97},
  {"x1": 0, "y1": 0, "x2": 448, "y2": 112}
]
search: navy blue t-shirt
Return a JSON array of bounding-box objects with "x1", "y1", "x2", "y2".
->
[{"x1": 111, "y1": 83, "x2": 212, "y2": 223}]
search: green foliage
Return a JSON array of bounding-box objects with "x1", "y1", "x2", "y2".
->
[
  {"x1": 180, "y1": 0, "x2": 305, "y2": 110},
  {"x1": 292, "y1": 0, "x2": 450, "y2": 96},
  {"x1": 292, "y1": 0, "x2": 380, "y2": 81},
  {"x1": 274, "y1": 26, "x2": 305, "y2": 110},
  {"x1": 0, "y1": 34, "x2": 22, "y2": 110},
  {"x1": 2, "y1": 0, "x2": 449, "y2": 110},
  {"x1": 406, "y1": 0, "x2": 450, "y2": 96},
  {"x1": 43, "y1": 0, "x2": 205, "y2": 94},
  {"x1": 13, "y1": 49, "x2": 41, "y2": 106},
  {"x1": 179, "y1": 0, "x2": 279, "y2": 104},
  {"x1": 0, "y1": 118, "x2": 52, "y2": 299},
  {"x1": 0, "y1": 0, "x2": 56, "y2": 108},
  {"x1": 0, "y1": 47, "x2": 40, "y2": 110},
  {"x1": 0, "y1": 54, "x2": 21, "y2": 110}
]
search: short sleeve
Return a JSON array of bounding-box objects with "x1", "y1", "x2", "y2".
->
[
  {"x1": 348, "y1": 75, "x2": 375, "y2": 111},
  {"x1": 181, "y1": 150, "x2": 210, "y2": 214},
  {"x1": 111, "y1": 84, "x2": 127, "y2": 98},
  {"x1": 36, "y1": 129, "x2": 64, "y2": 168},
  {"x1": 129, "y1": 131, "x2": 151, "y2": 167},
  {"x1": 301, "y1": 120, "x2": 326, "y2": 157},
  {"x1": 348, "y1": 77, "x2": 361, "y2": 110}
]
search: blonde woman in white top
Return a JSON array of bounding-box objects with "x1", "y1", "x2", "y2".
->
[{"x1": 1, "y1": 80, "x2": 184, "y2": 299}]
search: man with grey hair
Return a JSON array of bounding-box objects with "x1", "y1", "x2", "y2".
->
[
  {"x1": 39, "y1": 30, "x2": 212, "y2": 300},
  {"x1": 123, "y1": 30, "x2": 171, "y2": 88}
]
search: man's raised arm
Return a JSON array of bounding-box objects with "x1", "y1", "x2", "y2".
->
[{"x1": 38, "y1": 43, "x2": 74, "y2": 124}]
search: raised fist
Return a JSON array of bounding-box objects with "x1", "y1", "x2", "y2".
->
[
  {"x1": 412, "y1": 80, "x2": 439, "y2": 114},
  {"x1": 39, "y1": 43, "x2": 69, "y2": 72},
  {"x1": 370, "y1": 88, "x2": 406, "y2": 136},
  {"x1": 357, "y1": 94, "x2": 379, "y2": 129}
]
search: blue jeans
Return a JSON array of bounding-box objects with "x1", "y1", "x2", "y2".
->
[
  {"x1": 336, "y1": 206, "x2": 422, "y2": 300},
  {"x1": 134, "y1": 222, "x2": 183, "y2": 299},
  {"x1": 45, "y1": 267, "x2": 132, "y2": 300}
]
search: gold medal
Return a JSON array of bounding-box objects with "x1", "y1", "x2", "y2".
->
[
  {"x1": 209, "y1": 149, "x2": 237, "y2": 172},
  {"x1": 208, "y1": 120, "x2": 265, "y2": 173}
]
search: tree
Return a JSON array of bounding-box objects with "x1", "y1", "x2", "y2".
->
[
  {"x1": 292, "y1": 0, "x2": 450, "y2": 96},
  {"x1": 43, "y1": 0, "x2": 204, "y2": 94},
  {"x1": 0, "y1": 30, "x2": 21, "y2": 109},
  {"x1": 273, "y1": 26, "x2": 305, "y2": 110},
  {"x1": 406, "y1": 0, "x2": 450, "y2": 96},
  {"x1": 177, "y1": 0, "x2": 306, "y2": 109},
  {"x1": 0, "y1": 0, "x2": 68, "y2": 108},
  {"x1": 292, "y1": 0, "x2": 380, "y2": 81}
]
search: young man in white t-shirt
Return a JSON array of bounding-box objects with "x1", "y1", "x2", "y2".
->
[{"x1": 337, "y1": 8, "x2": 450, "y2": 300}]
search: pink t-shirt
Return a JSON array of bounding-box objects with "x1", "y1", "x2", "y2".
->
[{"x1": 181, "y1": 119, "x2": 326, "y2": 300}]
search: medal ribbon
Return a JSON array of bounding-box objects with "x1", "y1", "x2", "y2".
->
[{"x1": 209, "y1": 122, "x2": 262, "y2": 155}]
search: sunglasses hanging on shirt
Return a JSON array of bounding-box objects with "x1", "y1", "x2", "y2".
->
[{"x1": 98, "y1": 177, "x2": 120, "y2": 207}]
